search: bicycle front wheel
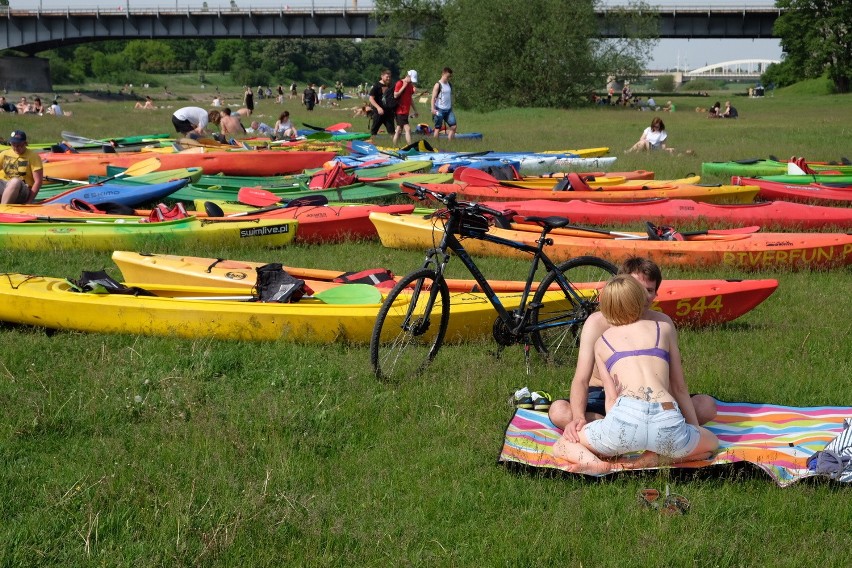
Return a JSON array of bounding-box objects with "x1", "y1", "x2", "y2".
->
[
  {"x1": 369, "y1": 268, "x2": 451, "y2": 382},
  {"x1": 530, "y1": 256, "x2": 616, "y2": 365}
]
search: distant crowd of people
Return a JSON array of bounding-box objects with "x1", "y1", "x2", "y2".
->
[{"x1": 0, "y1": 95, "x2": 66, "y2": 116}]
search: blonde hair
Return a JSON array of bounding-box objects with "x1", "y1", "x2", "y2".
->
[{"x1": 599, "y1": 275, "x2": 646, "y2": 326}]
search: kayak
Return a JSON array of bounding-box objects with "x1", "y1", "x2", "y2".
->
[
  {"x1": 456, "y1": 170, "x2": 655, "y2": 190},
  {"x1": 39, "y1": 167, "x2": 202, "y2": 200},
  {"x1": 41, "y1": 149, "x2": 337, "y2": 177},
  {"x1": 754, "y1": 174, "x2": 852, "y2": 185},
  {"x1": 414, "y1": 180, "x2": 760, "y2": 204},
  {"x1": 733, "y1": 177, "x2": 852, "y2": 205},
  {"x1": 702, "y1": 158, "x2": 852, "y2": 177},
  {"x1": 0, "y1": 273, "x2": 562, "y2": 343},
  {"x1": 0, "y1": 216, "x2": 298, "y2": 250},
  {"x1": 195, "y1": 203, "x2": 416, "y2": 242},
  {"x1": 369, "y1": 212, "x2": 852, "y2": 270},
  {"x1": 36, "y1": 178, "x2": 188, "y2": 207},
  {"x1": 481, "y1": 198, "x2": 852, "y2": 231},
  {"x1": 111, "y1": 251, "x2": 779, "y2": 328},
  {"x1": 168, "y1": 180, "x2": 404, "y2": 204}
]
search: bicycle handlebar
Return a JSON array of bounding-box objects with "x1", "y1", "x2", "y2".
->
[{"x1": 401, "y1": 182, "x2": 507, "y2": 218}]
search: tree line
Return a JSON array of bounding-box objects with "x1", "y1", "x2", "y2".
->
[{"x1": 43, "y1": 37, "x2": 407, "y2": 93}]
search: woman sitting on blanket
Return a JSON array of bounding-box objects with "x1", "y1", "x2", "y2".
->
[{"x1": 553, "y1": 275, "x2": 719, "y2": 474}]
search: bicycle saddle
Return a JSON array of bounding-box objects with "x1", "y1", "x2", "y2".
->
[{"x1": 521, "y1": 215, "x2": 571, "y2": 229}]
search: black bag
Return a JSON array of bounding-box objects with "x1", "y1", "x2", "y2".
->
[
  {"x1": 254, "y1": 263, "x2": 310, "y2": 303},
  {"x1": 68, "y1": 270, "x2": 154, "y2": 296},
  {"x1": 382, "y1": 85, "x2": 398, "y2": 111}
]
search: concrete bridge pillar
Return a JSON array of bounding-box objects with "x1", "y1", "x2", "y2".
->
[{"x1": 0, "y1": 57, "x2": 52, "y2": 93}]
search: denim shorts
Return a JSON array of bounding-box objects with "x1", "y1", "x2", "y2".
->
[
  {"x1": 433, "y1": 108, "x2": 457, "y2": 129},
  {"x1": 583, "y1": 397, "x2": 700, "y2": 458},
  {"x1": 556, "y1": 386, "x2": 606, "y2": 417}
]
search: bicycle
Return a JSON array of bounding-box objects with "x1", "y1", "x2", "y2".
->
[{"x1": 369, "y1": 182, "x2": 617, "y2": 382}]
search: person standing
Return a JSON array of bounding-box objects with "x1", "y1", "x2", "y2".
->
[
  {"x1": 303, "y1": 84, "x2": 318, "y2": 111},
  {"x1": 368, "y1": 69, "x2": 395, "y2": 136},
  {"x1": 243, "y1": 86, "x2": 254, "y2": 116},
  {"x1": 276, "y1": 84, "x2": 284, "y2": 104},
  {"x1": 430, "y1": 67, "x2": 457, "y2": 141},
  {"x1": 0, "y1": 130, "x2": 43, "y2": 204},
  {"x1": 392, "y1": 69, "x2": 419, "y2": 147}
]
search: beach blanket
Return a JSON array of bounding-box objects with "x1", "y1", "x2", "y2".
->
[{"x1": 498, "y1": 400, "x2": 852, "y2": 487}]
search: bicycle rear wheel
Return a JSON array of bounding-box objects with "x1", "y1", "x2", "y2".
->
[
  {"x1": 530, "y1": 256, "x2": 616, "y2": 364},
  {"x1": 369, "y1": 268, "x2": 451, "y2": 382}
]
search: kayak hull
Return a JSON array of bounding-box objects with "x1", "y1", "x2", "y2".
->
[
  {"x1": 483, "y1": 198, "x2": 852, "y2": 230},
  {"x1": 111, "y1": 251, "x2": 778, "y2": 327},
  {"x1": 0, "y1": 273, "x2": 548, "y2": 343},
  {"x1": 0, "y1": 216, "x2": 298, "y2": 250},
  {"x1": 369, "y1": 212, "x2": 852, "y2": 270},
  {"x1": 733, "y1": 177, "x2": 852, "y2": 205},
  {"x1": 417, "y1": 182, "x2": 759, "y2": 204}
]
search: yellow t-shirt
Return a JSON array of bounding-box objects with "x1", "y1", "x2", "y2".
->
[{"x1": 0, "y1": 147, "x2": 43, "y2": 187}]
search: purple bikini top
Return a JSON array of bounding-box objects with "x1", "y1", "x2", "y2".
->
[{"x1": 602, "y1": 321, "x2": 670, "y2": 373}]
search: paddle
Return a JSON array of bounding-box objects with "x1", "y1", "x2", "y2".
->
[
  {"x1": 454, "y1": 167, "x2": 517, "y2": 187},
  {"x1": 181, "y1": 283, "x2": 381, "y2": 304},
  {"x1": 203, "y1": 194, "x2": 329, "y2": 218},
  {"x1": 41, "y1": 157, "x2": 163, "y2": 199},
  {"x1": 237, "y1": 187, "x2": 329, "y2": 208},
  {"x1": 512, "y1": 218, "x2": 761, "y2": 240}
]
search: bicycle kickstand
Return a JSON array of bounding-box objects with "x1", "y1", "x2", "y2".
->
[{"x1": 523, "y1": 343, "x2": 532, "y2": 375}]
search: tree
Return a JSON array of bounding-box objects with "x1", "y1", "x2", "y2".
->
[
  {"x1": 774, "y1": 0, "x2": 852, "y2": 93},
  {"x1": 652, "y1": 74, "x2": 675, "y2": 92},
  {"x1": 376, "y1": 0, "x2": 656, "y2": 110}
]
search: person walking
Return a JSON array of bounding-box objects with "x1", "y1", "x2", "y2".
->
[
  {"x1": 392, "y1": 69, "x2": 419, "y2": 147},
  {"x1": 431, "y1": 67, "x2": 457, "y2": 140},
  {"x1": 368, "y1": 69, "x2": 396, "y2": 136},
  {"x1": 243, "y1": 85, "x2": 254, "y2": 116},
  {"x1": 303, "y1": 84, "x2": 318, "y2": 111}
]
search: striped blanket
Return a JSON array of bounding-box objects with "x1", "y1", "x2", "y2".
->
[{"x1": 498, "y1": 400, "x2": 852, "y2": 486}]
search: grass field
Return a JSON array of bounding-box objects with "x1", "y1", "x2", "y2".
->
[{"x1": 1, "y1": 78, "x2": 851, "y2": 566}]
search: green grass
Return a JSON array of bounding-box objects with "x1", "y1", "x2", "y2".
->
[{"x1": 1, "y1": 82, "x2": 851, "y2": 566}]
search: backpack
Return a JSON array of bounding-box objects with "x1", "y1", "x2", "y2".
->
[
  {"x1": 382, "y1": 85, "x2": 398, "y2": 111},
  {"x1": 254, "y1": 263, "x2": 312, "y2": 303},
  {"x1": 67, "y1": 270, "x2": 154, "y2": 296}
]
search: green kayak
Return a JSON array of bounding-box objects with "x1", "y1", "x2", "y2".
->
[
  {"x1": 703, "y1": 158, "x2": 852, "y2": 178},
  {"x1": 751, "y1": 173, "x2": 852, "y2": 185}
]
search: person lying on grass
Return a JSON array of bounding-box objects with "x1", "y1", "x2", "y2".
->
[{"x1": 552, "y1": 275, "x2": 719, "y2": 474}]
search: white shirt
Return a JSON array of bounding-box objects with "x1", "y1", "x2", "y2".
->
[
  {"x1": 643, "y1": 127, "x2": 667, "y2": 148},
  {"x1": 173, "y1": 106, "x2": 209, "y2": 129},
  {"x1": 434, "y1": 81, "x2": 452, "y2": 110}
]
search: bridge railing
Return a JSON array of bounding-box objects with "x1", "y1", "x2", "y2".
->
[{"x1": 4, "y1": 1, "x2": 376, "y2": 17}]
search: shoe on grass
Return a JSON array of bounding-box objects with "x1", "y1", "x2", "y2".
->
[
  {"x1": 512, "y1": 387, "x2": 533, "y2": 409},
  {"x1": 531, "y1": 391, "x2": 552, "y2": 411}
]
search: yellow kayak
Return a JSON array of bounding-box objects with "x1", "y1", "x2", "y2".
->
[{"x1": 0, "y1": 273, "x2": 576, "y2": 342}]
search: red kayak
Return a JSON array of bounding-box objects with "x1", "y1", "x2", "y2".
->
[
  {"x1": 733, "y1": 176, "x2": 852, "y2": 205},
  {"x1": 42, "y1": 150, "x2": 336, "y2": 177},
  {"x1": 482, "y1": 198, "x2": 852, "y2": 231}
]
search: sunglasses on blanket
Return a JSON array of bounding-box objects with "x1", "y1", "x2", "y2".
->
[{"x1": 638, "y1": 487, "x2": 690, "y2": 515}]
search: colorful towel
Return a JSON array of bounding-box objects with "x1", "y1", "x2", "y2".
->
[{"x1": 498, "y1": 401, "x2": 852, "y2": 487}]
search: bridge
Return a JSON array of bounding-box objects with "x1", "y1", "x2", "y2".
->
[
  {"x1": 642, "y1": 58, "x2": 779, "y2": 84},
  {"x1": 0, "y1": 2, "x2": 784, "y2": 54}
]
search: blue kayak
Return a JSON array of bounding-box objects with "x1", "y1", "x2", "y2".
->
[{"x1": 40, "y1": 179, "x2": 189, "y2": 207}]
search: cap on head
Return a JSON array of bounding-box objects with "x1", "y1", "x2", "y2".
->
[
  {"x1": 9, "y1": 130, "x2": 26, "y2": 144},
  {"x1": 407, "y1": 70, "x2": 419, "y2": 83}
]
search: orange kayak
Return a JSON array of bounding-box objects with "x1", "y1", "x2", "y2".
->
[
  {"x1": 42, "y1": 149, "x2": 336, "y2": 178},
  {"x1": 369, "y1": 212, "x2": 852, "y2": 270},
  {"x1": 415, "y1": 181, "x2": 759, "y2": 204},
  {"x1": 111, "y1": 251, "x2": 778, "y2": 327}
]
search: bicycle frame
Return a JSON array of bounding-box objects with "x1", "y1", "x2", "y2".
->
[{"x1": 420, "y1": 215, "x2": 590, "y2": 337}]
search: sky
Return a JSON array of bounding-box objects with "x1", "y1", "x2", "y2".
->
[{"x1": 24, "y1": 1, "x2": 784, "y2": 71}]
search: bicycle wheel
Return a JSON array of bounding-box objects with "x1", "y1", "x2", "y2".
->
[
  {"x1": 530, "y1": 256, "x2": 616, "y2": 364},
  {"x1": 369, "y1": 268, "x2": 451, "y2": 382}
]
